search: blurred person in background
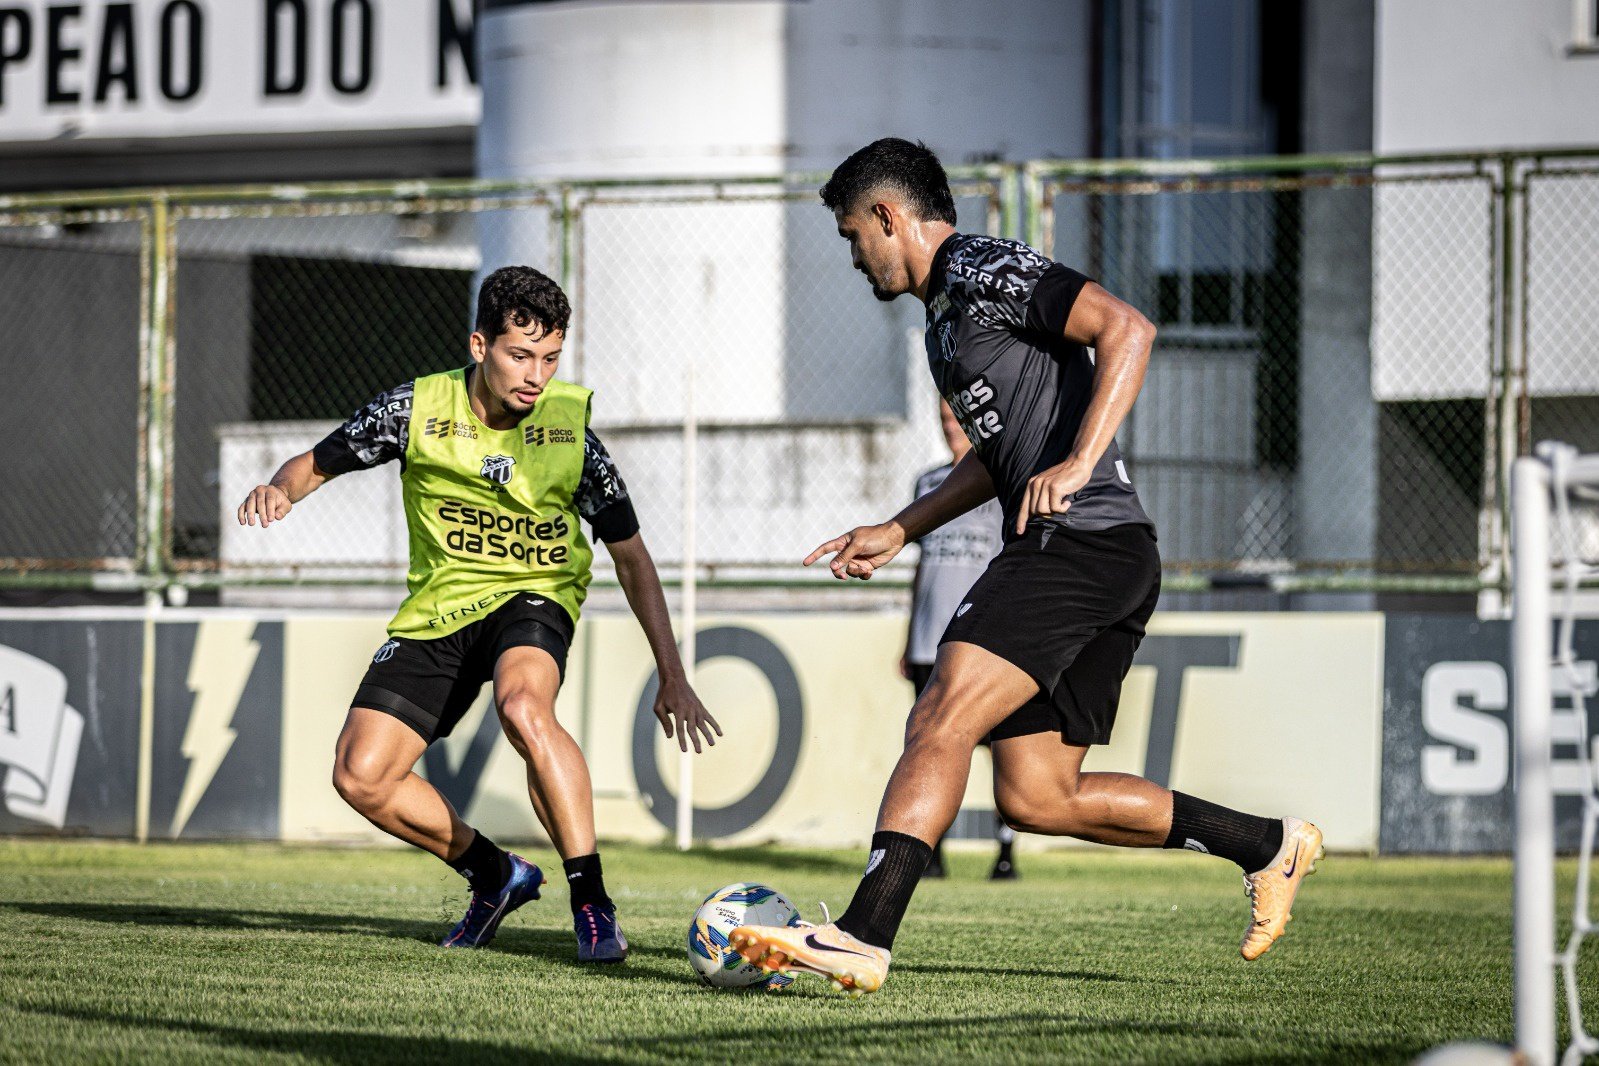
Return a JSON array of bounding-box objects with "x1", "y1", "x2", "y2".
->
[{"x1": 902, "y1": 398, "x2": 1015, "y2": 881}]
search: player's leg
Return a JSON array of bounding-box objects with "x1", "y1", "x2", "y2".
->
[
  {"x1": 990, "y1": 620, "x2": 1322, "y2": 960},
  {"x1": 732, "y1": 640, "x2": 1038, "y2": 994},
  {"x1": 988, "y1": 733, "x2": 1198, "y2": 846},
  {"x1": 332, "y1": 706, "x2": 468, "y2": 856},
  {"x1": 872, "y1": 641, "x2": 1039, "y2": 852},
  {"x1": 493, "y1": 641, "x2": 627, "y2": 963},
  {"x1": 989, "y1": 729, "x2": 1321, "y2": 957},
  {"x1": 734, "y1": 527, "x2": 1155, "y2": 990},
  {"x1": 990, "y1": 732, "x2": 1170, "y2": 846},
  {"x1": 493, "y1": 645, "x2": 595, "y2": 855},
  {"x1": 907, "y1": 662, "x2": 947, "y2": 878},
  {"x1": 978, "y1": 736, "x2": 1019, "y2": 880},
  {"x1": 990, "y1": 811, "x2": 1018, "y2": 880},
  {"x1": 340, "y1": 632, "x2": 547, "y2": 949}
]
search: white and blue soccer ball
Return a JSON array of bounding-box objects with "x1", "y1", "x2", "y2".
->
[{"x1": 687, "y1": 882, "x2": 802, "y2": 990}]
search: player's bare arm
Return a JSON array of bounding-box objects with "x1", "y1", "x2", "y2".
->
[
  {"x1": 1015, "y1": 282, "x2": 1156, "y2": 534},
  {"x1": 606, "y1": 532, "x2": 723, "y2": 752},
  {"x1": 236, "y1": 450, "x2": 335, "y2": 527},
  {"x1": 805, "y1": 448, "x2": 995, "y2": 581}
]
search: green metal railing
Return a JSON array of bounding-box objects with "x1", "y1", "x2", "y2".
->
[{"x1": 0, "y1": 151, "x2": 1590, "y2": 596}]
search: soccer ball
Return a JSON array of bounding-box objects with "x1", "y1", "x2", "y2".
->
[{"x1": 686, "y1": 882, "x2": 802, "y2": 990}]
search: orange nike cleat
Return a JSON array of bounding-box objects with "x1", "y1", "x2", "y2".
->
[
  {"x1": 1240, "y1": 817, "x2": 1324, "y2": 961},
  {"x1": 729, "y1": 917, "x2": 891, "y2": 997}
]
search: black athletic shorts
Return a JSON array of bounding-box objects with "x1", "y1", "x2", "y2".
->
[
  {"x1": 939, "y1": 522, "x2": 1160, "y2": 746},
  {"x1": 353, "y1": 593, "x2": 576, "y2": 743}
]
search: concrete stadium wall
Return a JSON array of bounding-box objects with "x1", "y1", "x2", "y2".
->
[{"x1": 0, "y1": 608, "x2": 1593, "y2": 854}]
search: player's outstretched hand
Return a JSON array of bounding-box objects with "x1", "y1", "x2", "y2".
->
[
  {"x1": 238, "y1": 484, "x2": 292, "y2": 527},
  {"x1": 654, "y1": 676, "x2": 723, "y2": 754},
  {"x1": 1016, "y1": 459, "x2": 1094, "y2": 535},
  {"x1": 803, "y1": 522, "x2": 906, "y2": 580}
]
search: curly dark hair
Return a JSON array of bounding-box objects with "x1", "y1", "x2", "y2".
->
[
  {"x1": 819, "y1": 138, "x2": 957, "y2": 225},
  {"x1": 474, "y1": 266, "x2": 571, "y2": 341}
]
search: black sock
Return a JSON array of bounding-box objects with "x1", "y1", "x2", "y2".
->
[
  {"x1": 446, "y1": 830, "x2": 511, "y2": 896},
  {"x1": 563, "y1": 853, "x2": 612, "y2": 913},
  {"x1": 1163, "y1": 792, "x2": 1284, "y2": 872},
  {"x1": 927, "y1": 841, "x2": 946, "y2": 870},
  {"x1": 835, "y1": 831, "x2": 932, "y2": 951}
]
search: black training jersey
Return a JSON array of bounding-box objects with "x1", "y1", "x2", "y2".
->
[
  {"x1": 923, "y1": 233, "x2": 1153, "y2": 540},
  {"x1": 311, "y1": 370, "x2": 641, "y2": 544}
]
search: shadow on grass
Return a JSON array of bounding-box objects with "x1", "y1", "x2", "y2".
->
[
  {"x1": 1202, "y1": 1047, "x2": 1437, "y2": 1066},
  {"x1": 616, "y1": 1016, "x2": 1434, "y2": 1064},
  {"x1": 615, "y1": 1011, "x2": 1202, "y2": 1050},
  {"x1": 16, "y1": 1004, "x2": 608, "y2": 1066},
  {"x1": 894, "y1": 960, "x2": 1125, "y2": 983},
  {"x1": 20, "y1": 1003, "x2": 1223, "y2": 1064},
  {"x1": 17, "y1": 996, "x2": 1434, "y2": 1064},
  {"x1": 5, "y1": 901, "x2": 692, "y2": 980},
  {"x1": 9, "y1": 901, "x2": 1139, "y2": 989},
  {"x1": 9, "y1": 900, "x2": 442, "y2": 942}
]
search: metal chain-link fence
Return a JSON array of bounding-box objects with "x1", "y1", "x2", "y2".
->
[
  {"x1": 1033, "y1": 158, "x2": 1503, "y2": 580},
  {"x1": 0, "y1": 152, "x2": 1591, "y2": 594},
  {"x1": 171, "y1": 193, "x2": 557, "y2": 585},
  {"x1": 0, "y1": 205, "x2": 148, "y2": 581},
  {"x1": 1524, "y1": 163, "x2": 1599, "y2": 468},
  {"x1": 573, "y1": 182, "x2": 1002, "y2": 578}
]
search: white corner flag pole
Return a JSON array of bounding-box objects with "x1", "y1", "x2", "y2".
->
[
  {"x1": 676, "y1": 353, "x2": 697, "y2": 852},
  {"x1": 1512, "y1": 453, "x2": 1556, "y2": 1066}
]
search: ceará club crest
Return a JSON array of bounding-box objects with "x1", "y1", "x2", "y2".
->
[{"x1": 481, "y1": 454, "x2": 516, "y2": 487}]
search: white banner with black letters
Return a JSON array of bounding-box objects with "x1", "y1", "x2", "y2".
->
[{"x1": 0, "y1": 0, "x2": 478, "y2": 144}]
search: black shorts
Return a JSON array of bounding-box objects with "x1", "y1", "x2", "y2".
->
[
  {"x1": 939, "y1": 522, "x2": 1160, "y2": 747},
  {"x1": 353, "y1": 593, "x2": 576, "y2": 743}
]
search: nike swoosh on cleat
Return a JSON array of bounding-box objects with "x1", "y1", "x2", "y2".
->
[
  {"x1": 1283, "y1": 844, "x2": 1301, "y2": 879},
  {"x1": 804, "y1": 934, "x2": 872, "y2": 958}
]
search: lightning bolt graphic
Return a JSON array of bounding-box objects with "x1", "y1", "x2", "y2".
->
[{"x1": 171, "y1": 620, "x2": 259, "y2": 838}]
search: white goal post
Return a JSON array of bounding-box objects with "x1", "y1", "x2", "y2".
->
[{"x1": 1512, "y1": 442, "x2": 1599, "y2": 1066}]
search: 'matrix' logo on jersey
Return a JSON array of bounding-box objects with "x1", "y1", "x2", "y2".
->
[
  {"x1": 481, "y1": 455, "x2": 516, "y2": 486},
  {"x1": 524, "y1": 425, "x2": 577, "y2": 446}
]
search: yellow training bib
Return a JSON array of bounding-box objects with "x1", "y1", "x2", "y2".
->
[{"x1": 389, "y1": 367, "x2": 594, "y2": 639}]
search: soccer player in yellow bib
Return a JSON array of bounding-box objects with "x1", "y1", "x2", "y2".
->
[{"x1": 237, "y1": 267, "x2": 721, "y2": 962}]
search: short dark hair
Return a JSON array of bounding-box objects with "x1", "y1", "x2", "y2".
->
[
  {"x1": 474, "y1": 266, "x2": 570, "y2": 341},
  {"x1": 819, "y1": 138, "x2": 957, "y2": 225}
]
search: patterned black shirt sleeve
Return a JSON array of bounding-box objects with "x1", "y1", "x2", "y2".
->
[
  {"x1": 576, "y1": 428, "x2": 639, "y2": 543},
  {"x1": 311, "y1": 381, "x2": 414, "y2": 475},
  {"x1": 1025, "y1": 264, "x2": 1093, "y2": 340},
  {"x1": 944, "y1": 235, "x2": 1092, "y2": 347}
]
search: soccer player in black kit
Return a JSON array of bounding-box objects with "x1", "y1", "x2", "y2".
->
[{"x1": 732, "y1": 138, "x2": 1322, "y2": 996}]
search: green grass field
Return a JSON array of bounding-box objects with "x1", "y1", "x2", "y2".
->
[{"x1": 0, "y1": 838, "x2": 1584, "y2": 1064}]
